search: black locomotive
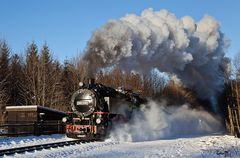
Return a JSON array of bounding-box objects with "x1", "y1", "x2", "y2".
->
[{"x1": 63, "y1": 79, "x2": 145, "y2": 140}]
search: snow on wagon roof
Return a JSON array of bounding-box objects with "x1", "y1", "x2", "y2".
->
[{"x1": 5, "y1": 105, "x2": 66, "y2": 115}]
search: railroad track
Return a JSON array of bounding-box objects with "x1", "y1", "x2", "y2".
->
[{"x1": 0, "y1": 140, "x2": 89, "y2": 156}]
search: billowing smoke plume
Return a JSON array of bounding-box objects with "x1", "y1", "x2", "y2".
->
[
  {"x1": 83, "y1": 9, "x2": 230, "y2": 109},
  {"x1": 109, "y1": 101, "x2": 223, "y2": 142}
]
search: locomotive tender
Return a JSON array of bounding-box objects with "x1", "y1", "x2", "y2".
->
[{"x1": 63, "y1": 79, "x2": 145, "y2": 140}]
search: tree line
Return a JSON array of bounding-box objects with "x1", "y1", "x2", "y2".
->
[
  {"x1": 0, "y1": 41, "x2": 81, "y2": 122},
  {"x1": 225, "y1": 52, "x2": 240, "y2": 137}
]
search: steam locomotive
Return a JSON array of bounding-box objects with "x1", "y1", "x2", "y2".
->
[{"x1": 62, "y1": 79, "x2": 145, "y2": 140}]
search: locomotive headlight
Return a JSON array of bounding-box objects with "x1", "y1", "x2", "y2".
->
[
  {"x1": 79, "y1": 82, "x2": 84, "y2": 87},
  {"x1": 62, "y1": 117, "x2": 67, "y2": 123},
  {"x1": 96, "y1": 118, "x2": 101, "y2": 124}
]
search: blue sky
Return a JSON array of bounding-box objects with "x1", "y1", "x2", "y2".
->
[{"x1": 0, "y1": 0, "x2": 239, "y2": 62}]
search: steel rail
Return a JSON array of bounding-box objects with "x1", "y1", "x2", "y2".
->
[{"x1": 0, "y1": 139, "x2": 88, "y2": 156}]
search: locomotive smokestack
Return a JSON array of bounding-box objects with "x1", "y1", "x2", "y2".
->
[
  {"x1": 85, "y1": 78, "x2": 95, "y2": 88},
  {"x1": 88, "y1": 78, "x2": 95, "y2": 85}
]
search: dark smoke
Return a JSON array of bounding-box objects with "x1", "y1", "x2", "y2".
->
[{"x1": 83, "y1": 9, "x2": 230, "y2": 111}]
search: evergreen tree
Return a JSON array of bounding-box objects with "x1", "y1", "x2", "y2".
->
[
  {"x1": 24, "y1": 42, "x2": 39, "y2": 105},
  {"x1": 9, "y1": 54, "x2": 26, "y2": 106},
  {"x1": 0, "y1": 41, "x2": 10, "y2": 94},
  {"x1": 61, "y1": 60, "x2": 78, "y2": 111},
  {"x1": 0, "y1": 41, "x2": 10, "y2": 122},
  {"x1": 39, "y1": 44, "x2": 52, "y2": 106},
  {"x1": 39, "y1": 44, "x2": 64, "y2": 109},
  {"x1": 50, "y1": 60, "x2": 65, "y2": 110}
]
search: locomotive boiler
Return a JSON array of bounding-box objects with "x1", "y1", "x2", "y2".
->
[{"x1": 63, "y1": 79, "x2": 145, "y2": 140}]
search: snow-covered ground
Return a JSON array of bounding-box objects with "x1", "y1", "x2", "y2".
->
[
  {"x1": 1, "y1": 104, "x2": 239, "y2": 157},
  {"x1": 2, "y1": 135, "x2": 240, "y2": 158},
  {"x1": 0, "y1": 134, "x2": 73, "y2": 150}
]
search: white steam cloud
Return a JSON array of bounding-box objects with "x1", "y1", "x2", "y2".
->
[
  {"x1": 109, "y1": 101, "x2": 223, "y2": 142},
  {"x1": 84, "y1": 9, "x2": 230, "y2": 110}
]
